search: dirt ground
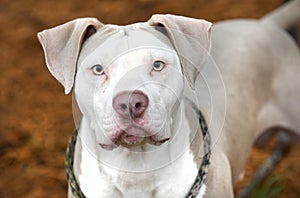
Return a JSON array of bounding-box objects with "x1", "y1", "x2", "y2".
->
[{"x1": 0, "y1": 0, "x2": 299, "y2": 197}]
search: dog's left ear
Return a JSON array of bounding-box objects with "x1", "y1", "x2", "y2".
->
[
  {"x1": 148, "y1": 14, "x2": 212, "y2": 88},
  {"x1": 37, "y1": 18, "x2": 103, "y2": 94}
]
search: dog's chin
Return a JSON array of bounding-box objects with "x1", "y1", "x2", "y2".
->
[{"x1": 98, "y1": 133, "x2": 170, "y2": 150}]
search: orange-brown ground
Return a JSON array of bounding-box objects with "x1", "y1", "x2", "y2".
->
[{"x1": 0, "y1": 0, "x2": 299, "y2": 197}]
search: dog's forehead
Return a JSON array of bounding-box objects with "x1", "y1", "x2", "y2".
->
[
  {"x1": 79, "y1": 23, "x2": 175, "y2": 66},
  {"x1": 106, "y1": 24, "x2": 172, "y2": 48}
]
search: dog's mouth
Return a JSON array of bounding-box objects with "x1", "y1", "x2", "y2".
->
[{"x1": 99, "y1": 130, "x2": 170, "y2": 150}]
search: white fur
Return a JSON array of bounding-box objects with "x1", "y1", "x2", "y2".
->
[
  {"x1": 197, "y1": 185, "x2": 206, "y2": 198},
  {"x1": 76, "y1": 104, "x2": 201, "y2": 197}
]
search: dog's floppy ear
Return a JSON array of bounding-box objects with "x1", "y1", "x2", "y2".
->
[
  {"x1": 148, "y1": 14, "x2": 212, "y2": 88},
  {"x1": 37, "y1": 18, "x2": 103, "y2": 94}
]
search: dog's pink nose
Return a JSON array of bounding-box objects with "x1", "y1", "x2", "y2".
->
[{"x1": 113, "y1": 91, "x2": 149, "y2": 118}]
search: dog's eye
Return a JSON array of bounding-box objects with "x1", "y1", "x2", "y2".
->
[
  {"x1": 153, "y1": 60, "x2": 165, "y2": 71},
  {"x1": 91, "y1": 64, "x2": 105, "y2": 76}
]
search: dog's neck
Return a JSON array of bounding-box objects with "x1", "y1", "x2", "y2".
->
[{"x1": 75, "y1": 99, "x2": 204, "y2": 197}]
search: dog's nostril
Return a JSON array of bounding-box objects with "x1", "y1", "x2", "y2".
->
[
  {"x1": 135, "y1": 102, "x2": 142, "y2": 109},
  {"x1": 120, "y1": 104, "x2": 127, "y2": 110}
]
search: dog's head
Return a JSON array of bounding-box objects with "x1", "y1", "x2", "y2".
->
[{"x1": 38, "y1": 15, "x2": 212, "y2": 150}]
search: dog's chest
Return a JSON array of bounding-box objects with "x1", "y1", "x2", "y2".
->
[
  {"x1": 77, "y1": 143, "x2": 201, "y2": 197},
  {"x1": 102, "y1": 151, "x2": 199, "y2": 197}
]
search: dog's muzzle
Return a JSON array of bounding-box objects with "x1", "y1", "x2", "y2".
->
[{"x1": 99, "y1": 90, "x2": 170, "y2": 149}]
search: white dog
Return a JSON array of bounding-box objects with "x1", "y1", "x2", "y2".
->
[{"x1": 38, "y1": 0, "x2": 300, "y2": 197}]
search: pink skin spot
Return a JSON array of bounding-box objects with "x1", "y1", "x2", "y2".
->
[
  {"x1": 111, "y1": 130, "x2": 124, "y2": 142},
  {"x1": 133, "y1": 117, "x2": 148, "y2": 126}
]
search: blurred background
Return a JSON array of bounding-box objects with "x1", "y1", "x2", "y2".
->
[{"x1": 0, "y1": 0, "x2": 299, "y2": 197}]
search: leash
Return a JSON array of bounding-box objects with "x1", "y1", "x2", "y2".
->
[{"x1": 65, "y1": 108, "x2": 211, "y2": 198}]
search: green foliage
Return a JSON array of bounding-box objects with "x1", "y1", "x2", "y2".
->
[{"x1": 250, "y1": 175, "x2": 284, "y2": 198}]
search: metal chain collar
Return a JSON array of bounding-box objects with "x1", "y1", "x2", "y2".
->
[
  {"x1": 65, "y1": 129, "x2": 87, "y2": 198},
  {"x1": 185, "y1": 107, "x2": 211, "y2": 198},
  {"x1": 66, "y1": 108, "x2": 211, "y2": 198}
]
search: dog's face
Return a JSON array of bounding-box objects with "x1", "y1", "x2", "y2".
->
[
  {"x1": 37, "y1": 15, "x2": 212, "y2": 151},
  {"x1": 75, "y1": 27, "x2": 184, "y2": 149}
]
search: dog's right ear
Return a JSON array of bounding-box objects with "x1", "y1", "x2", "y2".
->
[{"x1": 37, "y1": 18, "x2": 103, "y2": 94}]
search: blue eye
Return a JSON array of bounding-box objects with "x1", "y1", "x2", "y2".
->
[
  {"x1": 91, "y1": 64, "x2": 105, "y2": 75},
  {"x1": 153, "y1": 60, "x2": 165, "y2": 71}
]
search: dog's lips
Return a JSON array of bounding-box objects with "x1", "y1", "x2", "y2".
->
[
  {"x1": 117, "y1": 130, "x2": 171, "y2": 147},
  {"x1": 149, "y1": 137, "x2": 170, "y2": 146},
  {"x1": 120, "y1": 132, "x2": 145, "y2": 145},
  {"x1": 98, "y1": 143, "x2": 118, "y2": 150},
  {"x1": 98, "y1": 129, "x2": 170, "y2": 150}
]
